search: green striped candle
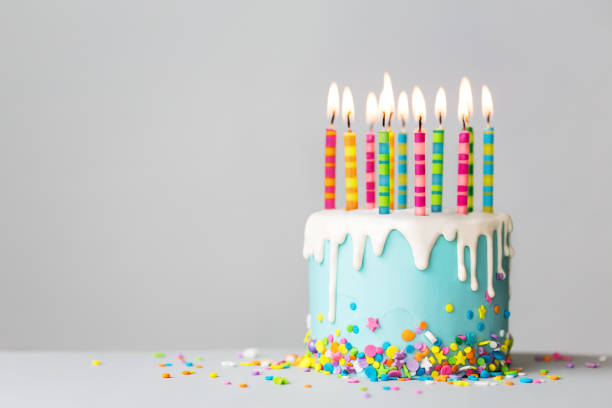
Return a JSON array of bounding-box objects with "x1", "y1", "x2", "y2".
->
[
  {"x1": 467, "y1": 125, "x2": 474, "y2": 213},
  {"x1": 431, "y1": 129, "x2": 444, "y2": 212}
]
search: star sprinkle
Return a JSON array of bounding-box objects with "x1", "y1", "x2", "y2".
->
[
  {"x1": 366, "y1": 317, "x2": 380, "y2": 332},
  {"x1": 478, "y1": 304, "x2": 487, "y2": 320}
]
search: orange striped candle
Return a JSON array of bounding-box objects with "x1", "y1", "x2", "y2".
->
[{"x1": 324, "y1": 82, "x2": 339, "y2": 209}]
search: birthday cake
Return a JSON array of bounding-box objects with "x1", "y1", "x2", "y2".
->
[
  {"x1": 300, "y1": 209, "x2": 514, "y2": 380},
  {"x1": 298, "y1": 76, "x2": 513, "y2": 381}
]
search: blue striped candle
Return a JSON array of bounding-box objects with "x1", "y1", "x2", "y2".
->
[
  {"x1": 483, "y1": 128, "x2": 494, "y2": 212},
  {"x1": 397, "y1": 132, "x2": 408, "y2": 209},
  {"x1": 378, "y1": 130, "x2": 390, "y2": 214},
  {"x1": 431, "y1": 129, "x2": 444, "y2": 212}
]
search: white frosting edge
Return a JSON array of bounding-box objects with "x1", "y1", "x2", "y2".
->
[{"x1": 303, "y1": 209, "x2": 514, "y2": 322}]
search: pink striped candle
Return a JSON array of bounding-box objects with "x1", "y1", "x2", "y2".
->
[
  {"x1": 324, "y1": 128, "x2": 336, "y2": 209},
  {"x1": 414, "y1": 131, "x2": 426, "y2": 216},
  {"x1": 457, "y1": 130, "x2": 470, "y2": 214},
  {"x1": 365, "y1": 131, "x2": 376, "y2": 209}
]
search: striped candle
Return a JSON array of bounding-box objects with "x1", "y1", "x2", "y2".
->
[
  {"x1": 389, "y1": 130, "x2": 395, "y2": 210},
  {"x1": 365, "y1": 132, "x2": 376, "y2": 209},
  {"x1": 483, "y1": 127, "x2": 494, "y2": 212},
  {"x1": 414, "y1": 131, "x2": 426, "y2": 216},
  {"x1": 467, "y1": 125, "x2": 474, "y2": 212},
  {"x1": 378, "y1": 130, "x2": 390, "y2": 214},
  {"x1": 397, "y1": 132, "x2": 408, "y2": 209},
  {"x1": 431, "y1": 129, "x2": 444, "y2": 212},
  {"x1": 344, "y1": 130, "x2": 358, "y2": 210},
  {"x1": 324, "y1": 128, "x2": 336, "y2": 209},
  {"x1": 457, "y1": 130, "x2": 470, "y2": 214}
]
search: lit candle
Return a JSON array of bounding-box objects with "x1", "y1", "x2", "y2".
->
[
  {"x1": 325, "y1": 82, "x2": 339, "y2": 209},
  {"x1": 459, "y1": 77, "x2": 475, "y2": 212},
  {"x1": 378, "y1": 82, "x2": 393, "y2": 215},
  {"x1": 365, "y1": 92, "x2": 378, "y2": 209},
  {"x1": 384, "y1": 74, "x2": 396, "y2": 210},
  {"x1": 397, "y1": 91, "x2": 409, "y2": 209},
  {"x1": 482, "y1": 85, "x2": 494, "y2": 213},
  {"x1": 431, "y1": 87, "x2": 446, "y2": 213},
  {"x1": 412, "y1": 86, "x2": 427, "y2": 216},
  {"x1": 342, "y1": 87, "x2": 358, "y2": 210},
  {"x1": 457, "y1": 81, "x2": 470, "y2": 214}
]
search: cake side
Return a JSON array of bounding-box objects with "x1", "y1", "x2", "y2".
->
[{"x1": 299, "y1": 209, "x2": 514, "y2": 380}]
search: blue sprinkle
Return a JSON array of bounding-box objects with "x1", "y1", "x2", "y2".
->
[
  {"x1": 265, "y1": 375, "x2": 274, "y2": 380},
  {"x1": 477, "y1": 322, "x2": 485, "y2": 331},
  {"x1": 350, "y1": 302, "x2": 357, "y2": 310},
  {"x1": 374, "y1": 354, "x2": 383, "y2": 362},
  {"x1": 416, "y1": 368, "x2": 425, "y2": 376},
  {"x1": 468, "y1": 375, "x2": 479, "y2": 381},
  {"x1": 357, "y1": 352, "x2": 365, "y2": 358},
  {"x1": 466, "y1": 310, "x2": 474, "y2": 320},
  {"x1": 352, "y1": 325, "x2": 360, "y2": 334},
  {"x1": 345, "y1": 342, "x2": 352, "y2": 350},
  {"x1": 382, "y1": 342, "x2": 390, "y2": 350},
  {"x1": 434, "y1": 339, "x2": 442, "y2": 346},
  {"x1": 520, "y1": 378, "x2": 533, "y2": 383},
  {"x1": 504, "y1": 310, "x2": 511, "y2": 319},
  {"x1": 383, "y1": 386, "x2": 390, "y2": 390},
  {"x1": 405, "y1": 345, "x2": 415, "y2": 353},
  {"x1": 323, "y1": 363, "x2": 334, "y2": 373},
  {"x1": 365, "y1": 366, "x2": 377, "y2": 379},
  {"x1": 480, "y1": 370, "x2": 490, "y2": 378},
  {"x1": 493, "y1": 351, "x2": 505, "y2": 360},
  {"x1": 380, "y1": 374, "x2": 389, "y2": 381},
  {"x1": 185, "y1": 362, "x2": 193, "y2": 367},
  {"x1": 369, "y1": 378, "x2": 379, "y2": 382},
  {"x1": 483, "y1": 355, "x2": 493, "y2": 364}
]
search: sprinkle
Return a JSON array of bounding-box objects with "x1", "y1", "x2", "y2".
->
[
  {"x1": 445, "y1": 304, "x2": 454, "y2": 313},
  {"x1": 153, "y1": 353, "x2": 165, "y2": 358},
  {"x1": 239, "y1": 383, "x2": 248, "y2": 388},
  {"x1": 265, "y1": 375, "x2": 274, "y2": 380},
  {"x1": 466, "y1": 310, "x2": 474, "y2": 320},
  {"x1": 401, "y1": 329, "x2": 416, "y2": 341},
  {"x1": 162, "y1": 373, "x2": 170, "y2": 378},
  {"x1": 252, "y1": 370, "x2": 260, "y2": 376},
  {"x1": 418, "y1": 321, "x2": 428, "y2": 330},
  {"x1": 363, "y1": 393, "x2": 371, "y2": 398},
  {"x1": 350, "y1": 302, "x2": 357, "y2": 310},
  {"x1": 366, "y1": 317, "x2": 380, "y2": 332},
  {"x1": 566, "y1": 363, "x2": 574, "y2": 368},
  {"x1": 209, "y1": 372, "x2": 218, "y2": 378},
  {"x1": 317, "y1": 313, "x2": 323, "y2": 322},
  {"x1": 478, "y1": 305, "x2": 487, "y2": 319},
  {"x1": 534, "y1": 379, "x2": 542, "y2": 384},
  {"x1": 519, "y1": 378, "x2": 533, "y2": 383},
  {"x1": 272, "y1": 376, "x2": 289, "y2": 385},
  {"x1": 223, "y1": 381, "x2": 231, "y2": 385},
  {"x1": 195, "y1": 357, "x2": 203, "y2": 362},
  {"x1": 359, "y1": 387, "x2": 367, "y2": 391},
  {"x1": 548, "y1": 376, "x2": 561, "y2": 380},
  {"x1": 585, "y1": 362, "x2": 600, "y2": 368},
  {"x1": 414, "y1": 390, "x2": 423, "y2": 395},
  {"x1": 539, "y1": 369, "x2": 548, "y2": 375},
  {"x1": 424, "y1": 330, "x2": 438, "y2": 344},
  {"x1": 391, "y1": 386, "x2": 399, "y2": 391},
  {"x1": 182, "y1": 370, "x2": 194, "y2": 375},
  {"x1": 383, "y1": 386, "x2": 390, "y2": 390},
  {"x1": 504, "y1": 381, "x2": 514, "y2": 386},
  {"x1": 91, "y1": 360, "x2": 101, "y2": 366}
]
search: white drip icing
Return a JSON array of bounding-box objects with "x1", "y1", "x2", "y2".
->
[{"x1": 303, "y1": 209, "x2": 514, "y2": 322}]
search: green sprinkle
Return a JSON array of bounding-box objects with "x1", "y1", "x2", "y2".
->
[
  {"x1": 359, "y1": 387, "x2": 367, "y2": 391},
  {"x1": 153, "y1": 352, "x2": 165, "y2": 358},
  {"x1": 272, "y1": 376, "x2": 289, "y2": 385}
]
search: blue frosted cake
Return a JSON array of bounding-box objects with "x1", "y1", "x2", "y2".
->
[{"x1": 299, "y1": 209, "x2": 514, "y2": 380}]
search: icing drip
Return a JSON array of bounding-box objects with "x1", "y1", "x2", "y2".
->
[{"x1": 303, "y1": 209, "x2": 514, "y2": 322}]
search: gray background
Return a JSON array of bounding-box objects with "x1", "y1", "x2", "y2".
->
[{"x1": 1, "y1": 0, "x2": 611, "y2": 353}]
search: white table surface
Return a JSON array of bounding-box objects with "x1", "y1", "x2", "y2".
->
[{"x1": 0, "y1": 350, "x2": 609, "y2": 407}]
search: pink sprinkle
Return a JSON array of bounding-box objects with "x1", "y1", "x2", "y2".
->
[
  {"x1": 414, "y1": 390, "x2": 423, "y2": 395},
  {"x1": 347, "y1": 378, "x2": 359, "y2": 383},
  {"x1": 340, "y1": 338, "x2": 347, "y2": 344},
  {"x1": 391, "y1": 386, "x2": 399, "y2": 391},
  {"x1": 363, "y1": 393, "x2": 371, "y2": 399},
  {"x1": 552, "y1": 352, "x2": 561, "y2": 360},
  {"x1": 223, "y1": 381, "x2": 231, "y2": 385},
  {"x1": 328, "y1": 335, "x2": 334, "y2": 342},
  {"x1": 566, "y1": 363, "x2": 574, "y2": 368},
  {"x1": 251, "y1": 370, "x2": 260, "y2": 376},
  {"x1": 534, "y1": 380, "x2": 542, "y2": 384},
  {"x1": 585, "y1": 362, "x2": 600, "y2": 368}
]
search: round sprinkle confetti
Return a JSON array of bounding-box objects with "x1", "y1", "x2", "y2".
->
[
  {"x1": 477, "y1": 322, "x2": 485, "y2": 331},
  {"x1": 304, "y1": 384, "x2": 312, "y2": 388},
  {"x1": 494, "y1": 305, "x2": 500, "y2": 314},
  {"x1": 209, "y1": 372, "x2": 218, "y2": 378},
  {"x1": 346, "y1": 325, "x2": 353, "y2": 333},
  {"x1": 91, "y1": 360, "x2": 101, "y2": 366},
  {"x1": 503, "y1": 310, "x2": 510, "y2": 319},
  {"x1": 466, "y1": 310, "x2": 474, "y2": 320},
  {"x1": 223, "y1": 381, "x2": 231, "y2": 385},
  {"x1": 350, "y1": 302, "x2": 357, "y2": 310},
  {"x1": 418, "y1": 321, "x2": 428, "y2": 330},
  {"x1": 401, "y1": 329, "x2": 415, "y2": 341},
  {"x1": 239, "y1": 383, "x2": 248, "y2": 388},
  {"x1": 317, "y1": 313, "x2": 323, "y2": 322},
  {"x1": 566, "y1": 363, "x2": 574, "y2": 368},
  {"x1": 445, "y1": 304, "x2": 454, "y2": 313},
  {"x1": 162, "y1": 373, "x2": 170, "y2": 378}
]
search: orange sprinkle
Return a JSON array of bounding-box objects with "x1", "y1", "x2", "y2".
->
[
  {"x1": 505, "y1": 381, "x2": 514, "y2": 386},
  {"x1": 402, "y1": 329, "x2": 416, "y2": 341},
  {"x1": 182, "y1": 370, "x2": 194, "y2": 375},
  {"x1": 543, "y1": 355, "x2": 551, "y2": 362},
  {"x1": 419, "y1": 321, "x2": 428, "y2": 330},
  {"x1": 158, "y1": 363, "x2": 166, "y2": 367},
  {"x1": 162, "y1": 373, "x2": 171, "y2": 378},
  {"x1": 239, "y1": 383, "x2": 248, "y2": 388},
  {"x1": 494, "y1": 305, "x2": 500, "y2": 314},
  {"x1": 195, "y1": 365, "x2": 203, "y2": 369},
  {"x1": 304, "y1": 384, "x2": 312, "y2": 388},
  {"x1": 549, "y1": 376, "x2": 561, "y2": 380}
]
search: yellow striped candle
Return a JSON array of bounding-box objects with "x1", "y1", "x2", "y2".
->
[
  {"x1": 389, "y1": 130, "x2": 395, "y2": 210},
  {"x1": 482, "y1": 85, "x2": 495, "y2": 213},
  {"x1": 342, "y1": 87, "x2": 358, "y2": 210}
]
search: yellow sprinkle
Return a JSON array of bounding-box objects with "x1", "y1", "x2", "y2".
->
[
  {"x1": 209, "y1": 372, "x2": 218, "y2": 378},
  {"x1": 450, "y1": 343, "x2": 458, "y2": 351},
  {"x1": 317, "y1": 314, "x2": 323, "y2": 322},
  {"x1": 334, "y1": 329, "x2": 340, "y2": 336},
  {"x1": 445, "y1": 304, "x2": 454, "y2": 313},
  {"x1": 91, "y1": 360, "x2": 101, "y2": 366}
]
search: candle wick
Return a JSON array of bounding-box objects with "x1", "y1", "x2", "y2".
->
[
  {"x1": 418, "y1": 116, "x2": 422, "y2": 132},
  {"x1": 388, "y1": 112, "x2": 393, "y2": 128},
  {"x1": 330, "y1": 111, "x2": 336, "y2": 127},
  {"x1": 401, "y1": 117, "x2": 405, "y2": 129},
  {"x1": 439, "y1": 114, "x2": 442, "y2": 127},
  {"x1": 382, "y1": 112, "x2": 386, "y2": 128},
  {"x1": 487, "y1": 113, "x2": 491, "y2": 128},
  {"x1": 347, "y1": 113, "x2": 351, "y2": 130},
  {"x1": 462, "y1": 117, "x2": 466, "y2": 131}
]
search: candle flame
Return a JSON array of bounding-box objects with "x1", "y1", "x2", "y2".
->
[
  {"x1": 326, "y1": 82, "x2": 339, "y2": 124},
  {"x1": 341, "y1": 86, "x2": 355, "y2": 126},
  {"x1": 365, "y1": 92, "x2": 378, "y2": 127},
  {"x1": 458, "y1": 77, "x2": 473, "y2": 123},
  {"x1": 434, "y1": 87, "x2": 447, "y2": 122},
  {"x1": 383, "y1": 73, "x2": 395, "y2": 114},
  {"x1": 481, "y1": 85, "x2": 493, "y2": 120},
  {"x1": 379, "y1": 87, "x2": 394, "y2": 122},
  {"x1": 397, "y1": 91, "x2": 409, "y2": 125},
  {"x1": 411, "y1": 86, "x2": 426, "y2": 123}
]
